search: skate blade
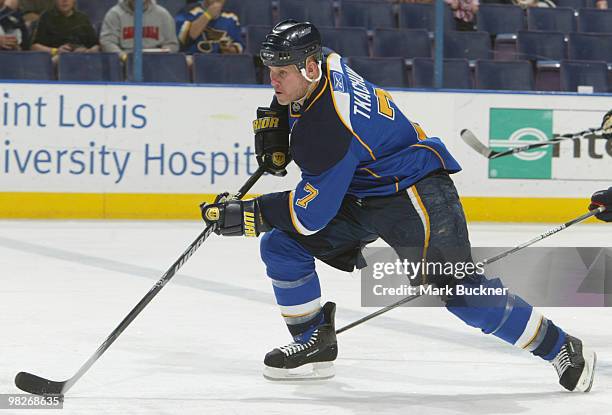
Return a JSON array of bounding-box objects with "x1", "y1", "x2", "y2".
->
[
  {"x1": 575, "y1": 348, "x2": 596, "y2": 392},
  {"x1": 263, "y1": 362, "x2": 335, "y2": 381}
]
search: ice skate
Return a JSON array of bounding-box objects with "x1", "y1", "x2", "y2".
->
[
  {"x1": 263, "y1": 302, "x2": 338, "y2": 381},
  {"x1": 551, "y1": 334, "x2": 596, "y2": 392}
]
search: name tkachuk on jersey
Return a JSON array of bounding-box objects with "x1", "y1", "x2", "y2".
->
[
  {"x1": 343, "y1": 66, "x2": 372, "y2": 119},
  {"x1": 258, "y1": 53, "x2": 462, "y2": 237}
]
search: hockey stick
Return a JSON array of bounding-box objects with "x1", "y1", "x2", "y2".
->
[
  {"x1": 460, "y1": 127, "x2": 605, "y2": 160},
  {"x1": 15, "y1": 166, "x2": 266, "y2": 398},
  {"x1": 335, "y1": 206, "x2": 606, "y2": 335}
]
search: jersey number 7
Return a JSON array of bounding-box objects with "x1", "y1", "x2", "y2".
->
[
  {"x1": 374, "y1": 88, "x2": 395, "y2": 120},
  {"x1": 296, "y1": 183, "x2": 319, "y2": 209}
]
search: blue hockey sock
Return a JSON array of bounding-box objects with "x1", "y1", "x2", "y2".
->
[
  {"x1": 488, "y1": 294, "x2": 567, "y2": 361},
  {"x1": 446, "y1": 276, "x2": 567, "y2": 361},
  {"x1": 260, "y1": 230, "x2": 324, "y2": 342}
]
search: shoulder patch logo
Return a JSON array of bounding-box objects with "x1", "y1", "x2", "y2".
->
[
  {"x1": 296, "y1": 183, "x2": 319, "y2": 209},
  {"x1": 331, "y1": 71, "x2": 345, "y2": 93}
]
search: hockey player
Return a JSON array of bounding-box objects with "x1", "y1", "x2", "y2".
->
[{"x1": 200, "y1": 20, "x2": 597, "y2": 392}]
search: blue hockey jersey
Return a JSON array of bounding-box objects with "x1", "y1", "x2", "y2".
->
[
  {"x1": 258, "y1": 53, "x2": 461, "y2": 236},
  {"x1": 175, "y1": 4, "x2": 243, "y2": 54}
]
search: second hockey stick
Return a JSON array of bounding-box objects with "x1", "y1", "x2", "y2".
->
[
  {"x1": 461, "y1": 127, "x2": 605, "y2": 160},
  {"x1": 335, "y1": 206, "x2": 606, "y2": 335},
  {"x1": 15, "y1": 166, "x2": 266, "y2": 398}
]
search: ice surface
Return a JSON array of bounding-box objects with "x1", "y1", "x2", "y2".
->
[{"x1": 1, "y1": 221, "x2": 610, "y2": 415}]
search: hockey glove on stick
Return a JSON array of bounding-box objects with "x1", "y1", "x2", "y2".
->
[
  {"x1": 253, "y1": 106, "x2": 292, "y2": 177},
  {"x1": 588, "y1": 187, "x2": 612, "y2": 222},
  {"x1": 201, "y1": 193, "x2": 271, "y2": 236}
]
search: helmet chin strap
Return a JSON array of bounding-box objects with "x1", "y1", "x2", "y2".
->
[
  {"x1": 300, "y1": 60, "x2": 323, "y2": 84},
  {"x1": 295, "y1": 61, "x2": 323, "y2": 103}
]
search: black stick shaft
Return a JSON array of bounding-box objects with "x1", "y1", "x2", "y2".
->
[
  {"x1": 335, "y1": 207, "x2": 605, "y2": 335},
  {"x1": 335, "y1": 294, "x2": 421, "y2": 335},
  {"x1": 489, "y1": 131, "x2": 603, "y2": 159},
  {"x1": 483, "y1": 206, "x2": 605, "y2": 264},
  {"x1": 60, "y1": 167, "x2": 265, "y2": 394}
]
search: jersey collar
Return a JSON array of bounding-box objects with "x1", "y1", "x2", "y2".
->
[{"x1": 293, "y1": 74, "x2": 329, "y2": 115}]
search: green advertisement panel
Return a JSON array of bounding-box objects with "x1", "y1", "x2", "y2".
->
[{"x1": 489, "y1": 108, "x2": 553, "y2": 179}]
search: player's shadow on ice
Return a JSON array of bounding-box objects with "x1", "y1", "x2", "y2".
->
[
  {"x1": 233, "y1": 360, "x2": 612, "y2": 415},
  {"x1": 66, "y1": 361, "x2": 610, "y2": 414},
  {"x1": 237, "y1": 387, "x2": 580, "y2": 415}
]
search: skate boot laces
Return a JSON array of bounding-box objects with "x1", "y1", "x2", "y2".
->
[
  {"x1": 279, "y1": 331, "x2": 320, "y2": 357},
  {"x1": 552, "y1": 341, "x2": 578, "y2": 377}
]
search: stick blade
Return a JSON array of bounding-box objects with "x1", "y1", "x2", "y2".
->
[
  {"x1": 460, "y1": 129, "x2": 493, "y2": 158},
  {"x1": 15, "y1": 372, "x2": 65, "y2": 397}
]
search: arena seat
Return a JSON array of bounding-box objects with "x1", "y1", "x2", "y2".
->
[
  {"x1": 347, "y1": 57, "x2": 408, "y2": 88},
  {"x1": 318, "y1": 27, "x2": 370, "y2": 57},
  {"x1": 339, "y1": 0, "x2": 396, "y2": 29},
  {"x1": 577, "y1": 8, "x2": 612, "y2": 34},
  {"x1": 517, "y1": 30, "x2": 566, "y2": 62},
  {"x1": 411, "y1": 58, "x2": 471, "y2": 89},
  {"x1": 527, "y1": 7, "x2": 576, "y2": 34},
  {"x1": 78, "y1": 0, "x2": 116, "y2": 31},
  {"x1": 475, "y1": 60, "x2": 534, "y2": 90},
  {"x1": 398, "y1": 3, "x2": 455, "y2": 31},
  {"x1": 0, "y1": 51, "x2": 53, "y2": 80},
  {"x1": 568, "y1": 33, "x2": 612, "y2": 63},
  {"x1": 444, "y1": 31, "x2": 492, "y2": 60},
  {"x1": 476, "y1": 4, "x2": 525, "y2": 37},
  {"x1": 245, "y1": 25, "x2": 272, "y2": 56},
  {"x1": 126, "y1": 53, "x2": 190, "y2": 83},
  {"x1": 372, "y1": 28, "x2": 430, "y2": 58},
  {"x1": 58, "y1": 53, "x2": 123, "y2": 82},
  {"x1": 193, "y1": 54, "x2": 257, "y2": 84},
  {"x1": 560, "y1": 60, "x2": 609, "y2": 92},
  {"x1": 277, "y1": 0, "x2": 336, "y2": 27},
  {"x1": 224, "y1": 0, "x2": 273, "y2": 26}
]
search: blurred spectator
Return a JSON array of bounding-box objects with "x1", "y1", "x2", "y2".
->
[
  {"x1": 20, "y1": 0, "x2": 51, "y2": 27},
  {"x1": 175, "y1": 0, "x2": 243, "y2": 54},
  {"x1": 446, "y1": 0, "x2": 479, "y2": 30},
  {"x1": 482, "y1": 0, "x2": 555, "y2": 7},
  {"x1": 30, "y1": 0, "x2": 98, "y2": 55},
  {"x1": 396, "y1": 0, "x2": 434, "y2": 3},
  {"x1": 0, "y1": 0, "x2": 28, "y2": 50},
  {"x1": 514, "y1": 0, "x2": 556, "y2": 6},
  {"x1": 595, "y1": 0, "x2": 607, "y2": 8},
  {"x1": 100, "y1": 0, "x2": 179, "y2": 59},
  {"x1": 3, "y1": 0, "x2": 19, "y2": 10}
]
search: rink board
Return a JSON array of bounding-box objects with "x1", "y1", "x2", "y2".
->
[{"x1": 0, "y1": 81, "x2": 610, "y2": 221}]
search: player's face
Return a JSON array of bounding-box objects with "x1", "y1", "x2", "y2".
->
[{"x1": 269, "y1": 65, "x2": 309, "y2": 105}]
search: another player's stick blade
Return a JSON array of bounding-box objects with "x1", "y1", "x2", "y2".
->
[
  {"x1": 460, "y1": 129, "x2": 494, "y2": 158},
  {"x1": 15, "y1": 372, "x2": 65, "y2": 397}
]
